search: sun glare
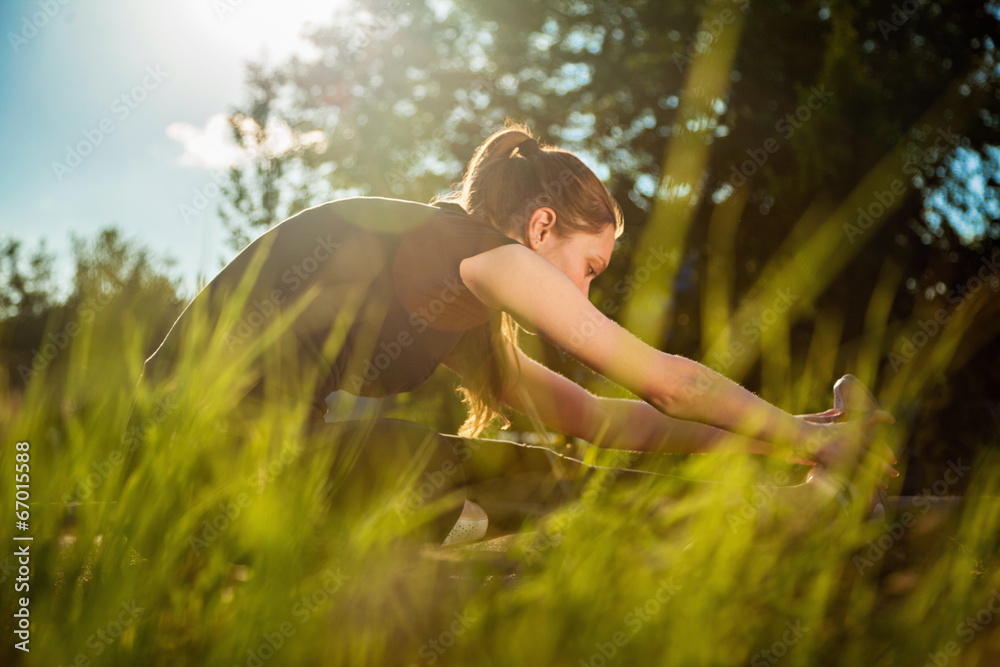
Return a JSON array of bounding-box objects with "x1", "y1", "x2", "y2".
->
[{"x1": 195, "y1": 0, "x2": 342, "y2": 64}]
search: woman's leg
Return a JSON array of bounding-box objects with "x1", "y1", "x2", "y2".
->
[
  {"x1": 446, "y1": 435, "x2": 871, "y2": 534},
  {"x1": 437, "y1": 433, "x2": 669, "y2": 533},
  {"x1": 300, "y1": 418, "x2": 664, "y2": 540},
  {"x1": 300, "y1": 417, "x2": 471, "y2": 543},
  {"x1": 299, "y1": 417, "x2": 858, "y2": 544}
]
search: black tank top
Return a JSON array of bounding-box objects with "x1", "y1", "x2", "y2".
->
[{"x1": 138, "y1": 197, "x2": 521, "y2": 423}]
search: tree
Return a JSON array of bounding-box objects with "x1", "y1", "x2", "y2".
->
[
  {"x1": 217, "y1": 0, "x2": 1000, "y2": 482},
  {"x1": 0, "y1": 237, "x2": 56, "y2": 320},
  {"x1": 1, "y1": 226, "x2": 184, "y2": 398}
]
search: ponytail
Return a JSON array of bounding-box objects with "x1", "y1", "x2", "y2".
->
[
  {"x1": 434, "y1": 121, "x2": 624, "y2": 241},
  {"x1": 434, "y1": 121, "x2": 624, "y2": 437}
]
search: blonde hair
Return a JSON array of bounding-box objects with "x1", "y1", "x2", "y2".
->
[{"x1": 434, "y1": 122, "x2": 624, "y2": 438}]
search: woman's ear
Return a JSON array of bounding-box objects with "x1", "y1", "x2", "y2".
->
[{"x1": 526, "y1": 207, "x2": 557, "y2": 248}]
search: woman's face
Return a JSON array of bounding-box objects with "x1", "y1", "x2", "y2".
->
[{"x1": 527, "y1": 209, "x2": 616, "y2": 297}]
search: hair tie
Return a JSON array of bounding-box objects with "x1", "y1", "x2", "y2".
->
[{"x1": 515, "y1": 137, "x2": 540, "y2": 157}]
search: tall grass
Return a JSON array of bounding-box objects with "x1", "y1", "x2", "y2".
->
[
  {"x1": 2, "y1": 4, "x2": 997, "y2": 656},
  {"x1": 1, "y1": 224, "x2": 999, "y2": 667}
]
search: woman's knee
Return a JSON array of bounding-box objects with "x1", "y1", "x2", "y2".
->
[{"x1": 305, "y1": 418, "x2": 469, "y2": 539}]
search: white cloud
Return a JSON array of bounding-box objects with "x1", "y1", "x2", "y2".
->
[
  {"x1": 166, "y1": 112, "x2": 327, "y2": 170},
  {"x1": 165, "y1": 113, "x2": 246, "y2": 169}
]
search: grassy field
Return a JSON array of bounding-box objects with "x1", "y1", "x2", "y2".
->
[{"x1": 2, "y1": 271, "x2": 1000, "y2": 667}]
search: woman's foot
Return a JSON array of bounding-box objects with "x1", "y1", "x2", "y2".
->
[
  {"x1": 441, "y1": 500, "x2": 489, "y2": 546},
  {"x1": 833, "y1": 374, "x2": 880, "y2": 419},
  {"x1": 825, "y1": 374, "x2": 890, "y2": 519},
  {"x1": 802, "y1": 466, "x2": 885, "y2": 520}
]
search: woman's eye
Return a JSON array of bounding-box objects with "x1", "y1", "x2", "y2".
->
[{"x1": 587, "y1": 266, "x2": 596, "y2": 277}]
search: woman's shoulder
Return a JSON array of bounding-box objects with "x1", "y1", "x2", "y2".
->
[
  {"x1": 278, "y1": 196, "x2": 518, "y2": 238},
  {"x1": 260, "y1": 195, "x2": 521, "y2": 284},
  {"x1": 389, "y1": 200, "x2": 521, "y2": 331},
  {"x1": 278, "y1": 196, "x2": 454, "y2": 235}
]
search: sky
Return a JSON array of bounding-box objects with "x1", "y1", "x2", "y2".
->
[
  {"x1": 2, "y1": 1, "x2": 996, "y2": 302},
  {"x1": 0, "y1": 0, "x2": 340, "y2": 298}
]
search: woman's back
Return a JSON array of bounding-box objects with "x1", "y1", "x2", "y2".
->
[{"x1": 136, "y1": 197, "x2": 520, "y2": 424}]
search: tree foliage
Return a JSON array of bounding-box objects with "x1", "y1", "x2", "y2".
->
[
  {"x1": 219, "y1": 0, "x2": 1000, "y2": 483},
  {"x1": 0, "y1": 237, "x2": 56, "y2": 320},
  {"x1": 0, "y1": 226, "x2": 183, "y2": 398}
]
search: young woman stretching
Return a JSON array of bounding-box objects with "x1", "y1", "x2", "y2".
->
[{"x1": 127, "y1": 124, "x2": 897, "y2": 544}]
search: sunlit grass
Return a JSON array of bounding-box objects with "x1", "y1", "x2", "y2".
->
[
  {"x1": 3, "y1": 7, "x2": 998, "y2": 661},
  {"x1": 1, "y1": 228, "x2": 999, "y2": 667}
]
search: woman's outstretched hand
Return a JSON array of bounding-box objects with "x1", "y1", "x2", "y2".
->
[
  {"x1": 797, "y1": 408, "x2": 848, "y2": 424},
  {"x1": 790, "y1": 411, "x2": 899, "y2": 487}
]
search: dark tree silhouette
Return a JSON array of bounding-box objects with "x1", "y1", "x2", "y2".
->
[{"x1": 216, "y1": 0, "x2": 999, "y2": 488}]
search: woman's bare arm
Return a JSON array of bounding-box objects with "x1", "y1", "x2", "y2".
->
[
  {"x1": 459, "y1": 243, "x2": 825, "y2": 458},
  {"x1": 445, "y1": 341, "x2": 783, "y2": 456}
]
